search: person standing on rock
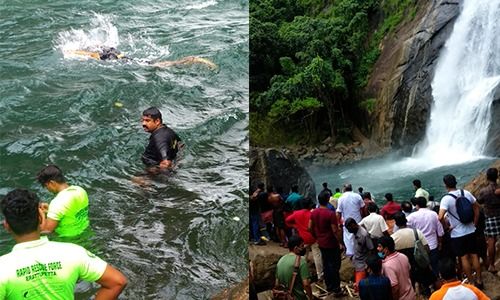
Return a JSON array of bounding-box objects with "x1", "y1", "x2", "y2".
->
[
  {"x1": 413, "y1": 179, "x2": 430, "y2": 201},
  {"x1": 275, "y1": 235, "x2": 313, "y2": 300},
  {"x1": 345, "y1": 217, "x2": 374, "y2": 291},
  {"x1": 438, "y1": 174, "x2": 483, "y2": 288},
  {"x1": 286, "y1": 197, "x2": 323, "y2": 282},
  {"x1": 322, "y1": 182, "x2": 333, "y2": 197},
  {"x1": 380, "y1": 193, "x2": 401, "y2": 234},
  {"x1": 336, "y1": 183, "x2": 365, "y2": 257},
  {"x1": 309, "y1": 191, "x2": 344, "y2": 297},
  {"x1": 267, "y1": 185, "x2": 287, "y2": 247},
  {"x1": 286, "y1": 185, "x2": 304, "y2": 211},
  {"x1": 250, "y1": 183, "x2": 268, "y2": 245},
  {"x1": 477, "y1": 167, "x2": 500, "y2": 274}
]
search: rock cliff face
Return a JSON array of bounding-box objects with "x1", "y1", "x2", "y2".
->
[
  {"x1": 367, "y1": 0, "x2": 461, "y2": 153},
  {"x1": 485, "y1": 87, "x2": 500, "y2": 156},
  {"x1": 250, "y1": 148, "x2": 316, "y2": 199}
]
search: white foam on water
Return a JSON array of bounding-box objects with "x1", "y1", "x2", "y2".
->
[
  {"x1": 185, "y1": 0, "x2": 217, "y2": 10},
  {"x1": 55, "y1": 13, "x2": 170, "y2": 61}
]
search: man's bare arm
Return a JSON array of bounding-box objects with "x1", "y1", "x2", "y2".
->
[{"x1": 95, "y1": 265, "x2": 127, "y2": 300}]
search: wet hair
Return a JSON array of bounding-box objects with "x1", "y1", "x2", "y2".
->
[
  {"x1": 412, "y1": 179, "x2": 422, "y2": 188},
  {"x1": 36, "y1": 165, "x2": 66, "y2": 185},
  {"x1": 394, "y1": 212, "x2": 407, "y2": 227},
  {"x1": 401, "y1": 201, "x2": 413, "y2": 213},
  {"x1": 384, "y1": 193, "x2": 393, "y2": 202},
  {"x1": 322, "y1": 182, "x2": 328, "y2": 188},
  {"x1": 367, "y1": 202, "x2": 378, "y2": 213},
  {"x1": 443, "y1": 174, "x2": 457, "y2": 188},
  {"x1": 343, "y1": 184, "x2": 353, "y2": 191},
  {"x1": 1, "y1": 189, "x2": 40, "y2": 235},
  {"x1": 288, "y1": 234, "x2": 303, "y2": 251},
  {"x1": 366, "y1": 254, "x2": 382, "y2": 274},
  {"x1": 439, "y1": 257, "x2": 457, "y2": 280},
  {"x1": 291, "y1": 185, "x2": 299, "y2": 193},
  {"x1": 486, "y1": 168, "x2": 498, "y2": 182},
  {"x1": 362, "y1": 192, "x2": 372, "y2": 200},
  {"x1": 414, "y1": 196, "x2": 427, "y2": 209},
  {"x1": 317, "y1": 191, "x2": 330, "y2": 206},
  {"x1": 99, "y1": 47, "x2": 121, "y2": 60},
  {"x1": 142, "y1": 107, "x2": 163, "y2": 122},
  {"x1": 377, "y1": 236, "x2": 395, "y2": 252}
]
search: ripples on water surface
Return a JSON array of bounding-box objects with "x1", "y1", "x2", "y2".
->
[{"x1": 0, "y1": 1, "x2": 248, "y2": 298}]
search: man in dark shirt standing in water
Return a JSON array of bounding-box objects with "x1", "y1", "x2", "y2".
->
[{"x1": 141, "y1": 107, "x2": 182, "y2": 173}]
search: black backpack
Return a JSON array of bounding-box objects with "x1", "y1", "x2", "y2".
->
[{"x1": 447, "y1": 189, "x2": 474, "y2": 224}]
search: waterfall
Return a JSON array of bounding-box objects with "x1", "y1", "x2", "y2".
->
[{"x1": 413, "y1": 0, "x2": 500, "y2": 167}]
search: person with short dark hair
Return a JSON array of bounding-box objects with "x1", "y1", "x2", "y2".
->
[
  {"x1": 286, "y1": 197, "x2": 323, "y2": 281},
  {"x1": 345, "y1": 218, "x2": 373, "y2": 291},
  {"x1": 267, "y1": 185, "x2": 287, "y2": 247},
  {"x1": 358, "y1": 255, "x2": 393, "y2": 300},
  {"x1": 141, "y1": 107, "x2": 182, "y2": 171},
  {"x1": 438, "y1": 174, "x2": 482, "y2": 288},
  {"x1": 250, "y1": 183, "x2": 268, "y2": 245},
  {"x1": 413, "y1": 179, "x2": 430, "y2": 201},
  {"x1": 401, "y1": 201, "x2": 413, "y2": 217},
  {"x1": 380, "y1": 193, "x2": 401, "y2": 235},
  {"x1": 407, "y1": 196, "x2": 444, "y2": 276},
  {"x1": 275, "y1": 235, "x2": 313, "y2": 300},
  {"x1": 429, "y1": 258, "x2": 489, "y2": 300},
  {"x1": 377, "y1": 236, "x2": 415, "y2": 300},
  {"x1": 309, "y1": 191, "x2": 344, "y2": 296},
  {"x1": 478, "y1": 167, "x2": 500, "y2": 274},
  {"x1": 359, "y1": 202, "x2": 389, "y2": 247},
  {"x1": 0, "y1": 189, "x2": 127, "y2": 299},
  {"x1": 322, "y1": 182, "x2": 332, "y2": 198},
  {"x1": 286, "y1": 185, "x2": 304, "y2": 211},
  {"x1": 36, "y1": 165, "x2": 89, "y2": 237}
]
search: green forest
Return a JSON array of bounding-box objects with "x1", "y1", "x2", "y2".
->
[{"x1": 250, "y1": 0, "x2": 419, "y2": 146}]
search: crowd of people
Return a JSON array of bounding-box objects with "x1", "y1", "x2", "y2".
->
[{"x1": 250, "y1": 169, "x2": 500, "y2": 300}]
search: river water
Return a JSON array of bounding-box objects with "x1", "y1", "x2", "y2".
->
[
  {"x1": 310, "y1": 0, "x2": 500, "y2": 205},
  {"x1": 0, "y1": 1, "x2": 248, "y2": 299}
]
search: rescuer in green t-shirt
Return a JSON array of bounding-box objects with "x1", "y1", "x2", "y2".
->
[
  {"x1": 0, "y1": 189, "x2": 127, "y2": 299},
  {"x1": 36, "y1": 165, "x2": 90, "y2": 237}
]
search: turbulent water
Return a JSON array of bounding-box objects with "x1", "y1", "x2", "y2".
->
[
  {"x1": 309, "y1": 0, "x2": 499, "y2": 202},
  {"x1": 0, "y1": 1, "x2": 248, "y2": 299},
  {"x1": 413, "y1": 0, "x2": 500, "y2": 166}
]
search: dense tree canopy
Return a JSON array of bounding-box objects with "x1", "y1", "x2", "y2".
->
[{"x1": 250, "y1": 0, "x2": 417, "y2": 145}]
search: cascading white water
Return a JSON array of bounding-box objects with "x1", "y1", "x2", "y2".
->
[{"x1": 412, "y1": 0, "x2": 500, "y2": 167}]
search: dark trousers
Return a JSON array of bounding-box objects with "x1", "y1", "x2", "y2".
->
[
  {"x1": 250, "y1": 213, "x2": 260, "y2": 242},
  {"x1": 320, "y1": 246, "x2": 341, "y2": 293},
  {"x1": 429, "y1": 248, "x2": 440, "y2": 277}
]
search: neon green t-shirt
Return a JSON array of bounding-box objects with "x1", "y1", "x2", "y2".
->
[
  {"x1": 0, "y1": 237, "x2": 107, "y2": 300},
  {"x1": 47, "y1": 186, "x2": 89, "y2": 237}
]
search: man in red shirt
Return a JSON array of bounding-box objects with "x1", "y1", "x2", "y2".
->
[
  {"x1": 380, "y1": 193, "x2": 401, "y2": 234},
  {"x1": 286, "y1": 198, "x2": 323, "y2": 281},
  {"x1": 308, "y1": 191, "x2": 344, "y2": 296}
]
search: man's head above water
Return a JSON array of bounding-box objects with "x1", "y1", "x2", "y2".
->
[{"x1": 141, "y1": 107, "x2": 163, "y2": 133}]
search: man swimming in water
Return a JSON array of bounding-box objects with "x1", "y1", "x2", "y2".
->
[
  {"x1": 65, "y1": 47, "x2": 217, "y2": 69},
  {"x1": 141, "y1": 107, "x2": 182, "y2": 172}
]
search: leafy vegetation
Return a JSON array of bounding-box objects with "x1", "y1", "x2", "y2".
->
[{"x1": 250, "y1": 0, "x2": 419, "y2": 146}]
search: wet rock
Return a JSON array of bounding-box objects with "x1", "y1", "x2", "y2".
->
[
  {"x1": 250, "y1": 148, "x2": 316, "y2": 200},
  {"x1": 319, "y1": 145, "x2": 329, "y2": 153},
  {"x1": 368, "y1": 0, "x2": 461, "y2": 151}
]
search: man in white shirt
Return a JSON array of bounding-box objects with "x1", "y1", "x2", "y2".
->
[
  {"x1": 407, "y1": 196, "x2": 444, "y2": 276},
  {"x1": 337, "y1": 184, "x2": 364, "y2": 257},
  {"x1": 359, "y1": 202, "x2": 389, "y2": 246},
  {"x1": 438, "y1": 174, "x2": 482, "y2": 288}
]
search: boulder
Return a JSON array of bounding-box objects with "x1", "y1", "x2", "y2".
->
[
  {"x1": 250, "y1": 148, "x2": 316, "y2": 200},
  {"x1": 465, "y1": 159, "x2": 500, "y2": 197},
  {"x1": 368, "y1": 0, "x2": 461, "y2": 152},
  {"x1": 485, "y1": 85, "x2": 500, "y2": 155}
]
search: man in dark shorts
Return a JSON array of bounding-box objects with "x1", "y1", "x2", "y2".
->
[
  {"x1": 478, "y1": 167, "x2": 500, "y2": 273},
  {"x1": 141, "y1": 107, "x2": 182, "y2": 173},
  {"x1": 438, "y1": 174, "x2": 482, "y2": 288}
]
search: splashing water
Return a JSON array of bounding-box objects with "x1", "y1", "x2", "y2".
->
[
  {"x1": 185, "y1": 0, "x2": 217, "y2": 10},
  {"x1": 55, "y1": 13, "x2": 170, "y2": 61},
  {"x1": 412, "y1": 0, "x2": 500, "y2": 168}
]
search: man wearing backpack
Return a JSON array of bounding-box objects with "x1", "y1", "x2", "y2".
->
[{"x1": 438, "y1": 174, "x2": 482, "y2": 288}]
